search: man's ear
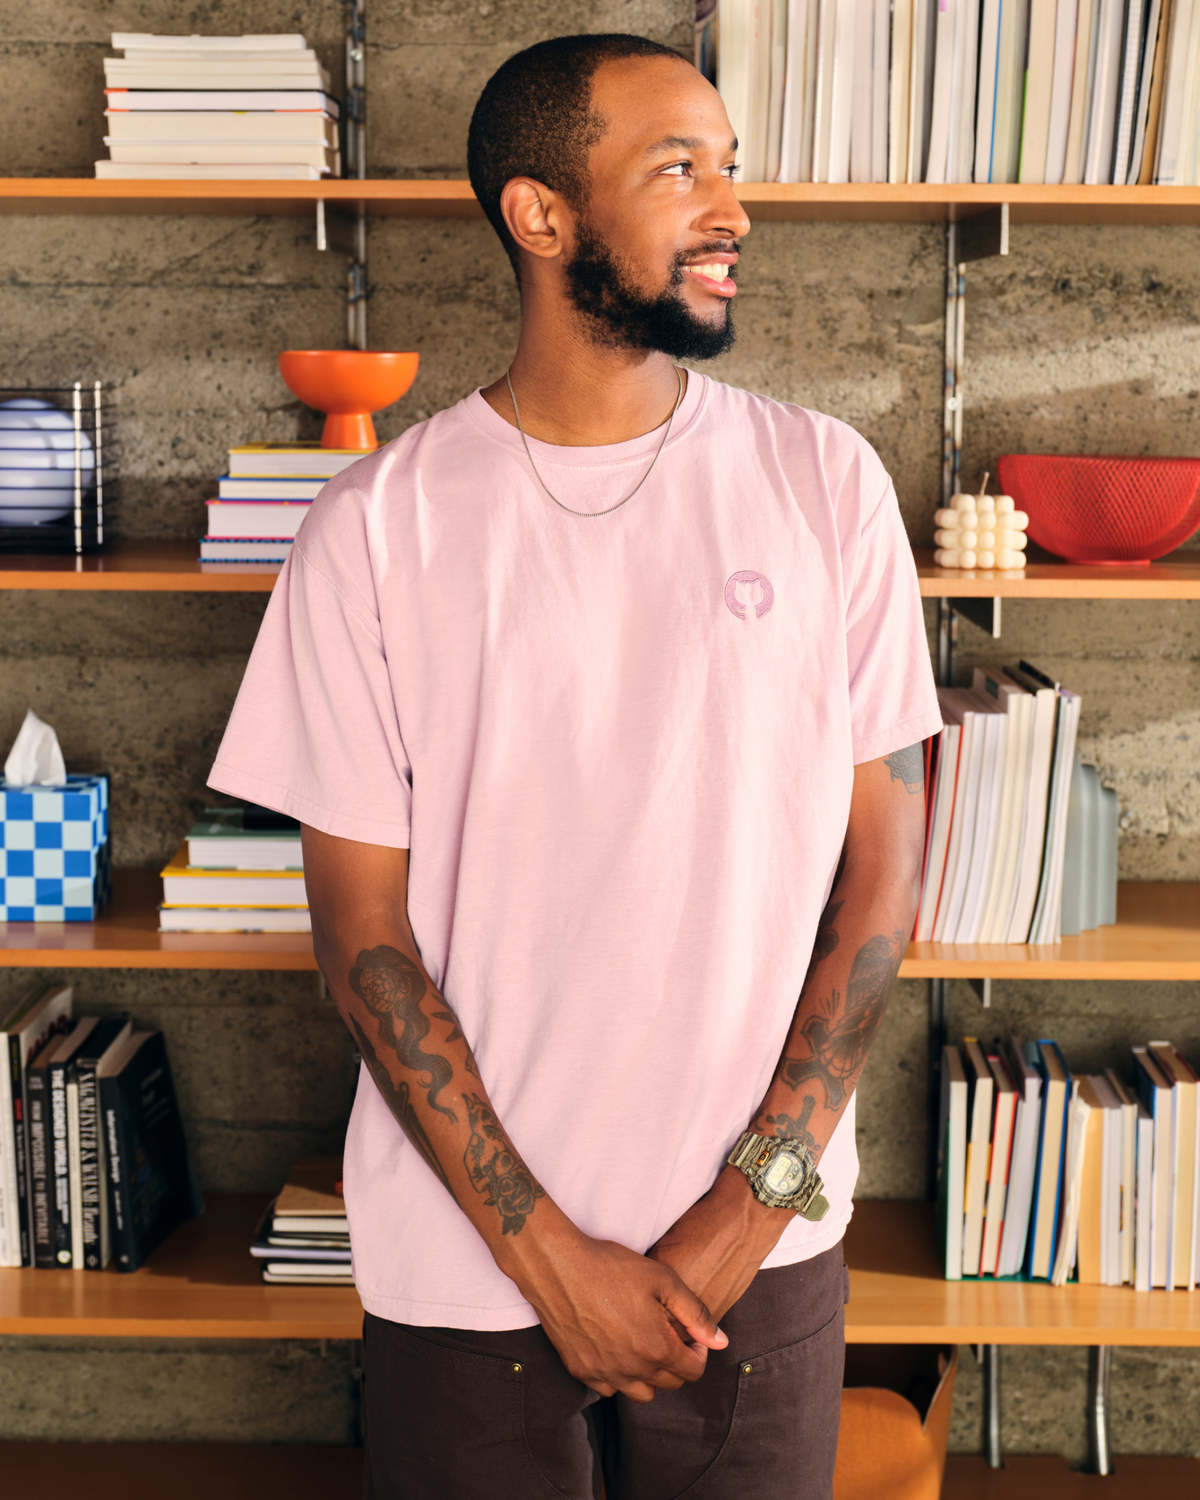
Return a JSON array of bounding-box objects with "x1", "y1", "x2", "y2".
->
[{"x1": 500, "y1": 177, "x2": 566, "y2": 262}]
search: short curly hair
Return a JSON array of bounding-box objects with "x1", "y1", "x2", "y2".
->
[{"x1": 467, "y1": 34, "x2": 686, "y2": 277}]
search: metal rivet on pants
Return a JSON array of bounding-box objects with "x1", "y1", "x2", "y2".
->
[
  {"x1": 741, "y1": 1363, "x2": 753, "y2": 1374},
  {"x1": 511, "y1": 1362, "x2": 523, "y2": 1373}
]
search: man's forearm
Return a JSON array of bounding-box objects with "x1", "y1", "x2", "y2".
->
[{"x1": 314, "y1": 923, "x2": 553, "y2": 1262}]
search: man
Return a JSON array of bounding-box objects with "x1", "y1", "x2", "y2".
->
[{"x1": 210, "y1": 32, "x2": 940, "y2": 1500}]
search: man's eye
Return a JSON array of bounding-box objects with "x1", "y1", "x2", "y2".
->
[
  {"x1": 660, "y1": 162, "x2": 690, "y2": 176},
  {"x1": 723, "y1": 163, "x2": 742, "y2": 179}
]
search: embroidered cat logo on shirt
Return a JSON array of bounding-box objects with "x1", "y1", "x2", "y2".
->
[{"x1": 724, "y1": 570, "x2": 775, "y2": 621}]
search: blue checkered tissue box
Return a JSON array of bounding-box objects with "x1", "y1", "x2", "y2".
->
[{"x1": 0, "y1": 775, "x2": 112, "y2": 921}]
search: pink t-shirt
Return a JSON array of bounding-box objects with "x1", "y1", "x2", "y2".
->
[{"x1": 210, "y1": 372, "x2": 941, "y2": 1330}]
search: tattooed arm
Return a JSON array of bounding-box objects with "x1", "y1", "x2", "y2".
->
[
  {"x1": 648, "y1": 743, "x2": 927, "y2": 1320},
  {"x1": 302, "y1": 826, "x2": 725, "y2": 1402}
]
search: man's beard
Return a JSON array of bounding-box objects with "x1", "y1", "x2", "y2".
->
[{"x1": 563, "y1": 219, "x2": 737, "y2": 361}]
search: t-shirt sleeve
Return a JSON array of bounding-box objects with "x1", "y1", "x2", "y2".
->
[
  {"x1": 208, "y1": 543, "x2": 413, "y2": 847},
  {"x1": 844, "y1": 479, "x2": 942, "y2": 765}
]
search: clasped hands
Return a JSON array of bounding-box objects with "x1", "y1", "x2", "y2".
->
[{"x1": 509, "y1": 1165, "x2": 793, "y2": 1404}]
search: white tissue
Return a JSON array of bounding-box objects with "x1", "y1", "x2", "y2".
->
[{"x1": 4, "y1": 708, "x2": 67, "y2": 787}]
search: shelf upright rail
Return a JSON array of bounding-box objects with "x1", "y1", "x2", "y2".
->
[{"x1": 345, "y1": 0, "x2": 367, "y2": 351}]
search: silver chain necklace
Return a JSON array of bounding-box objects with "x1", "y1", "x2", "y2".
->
[{"x1": 505, "y1": 366, "x2": 684, "y2": 519}]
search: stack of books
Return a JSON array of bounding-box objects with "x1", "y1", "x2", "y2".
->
[
  {"x1": 201, "y1": 443, "x2": 363, "y2": 564},
  {"x1": 0, "y1": 983, "x2": 202, "y2": 1271},
  {"x1": 97, "y1": 32, "x2": 340, "y2": 181},
  {"x1": 716, "y1": 0, "x2": 1199, "y2": 184},
  {"x1": 915, "y1": 661, "x2": 1114, "y2": 947},
  {"x1": 252, "y1": 1155, "x2": 352, "y2": 1286},
  {"x1": 939, "y1": 1035, "x2": 1198, "y2": 1290},
  {"x1": 158, "y1": 806, "x2": 308, "y2": 932}
]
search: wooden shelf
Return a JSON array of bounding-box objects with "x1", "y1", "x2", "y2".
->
[
  {"x1": 2, "y1": 875, "x2": 1195, "y2": 976},
  {"x1": 2, "y1": 544, "x2": 1197, "y2": 598},
  {"x1": 943, "y1": 1455, "x2": 1200, "y2": 1498},
  {"x1": 0, "y1": 870, "x2": 317, "y2": 971},
  {"x1": 901, "y1": 882, "x2": 1200, "y2": 980},
  {"x1": 914, "y1": 548, "x2": 1200, "y2": 599},
  {"x1": 844, "y1": 1202, "x2": 1200, "y2": 1347},
  {"x1": 8, "y1": 179, "x2": 1200, "y2": 224},
  {"x1": 0, "y1": 1444, "x2": 363, "y2": 1500},
  {"x1": 0, "y1": 540, "x2": 279, "y2": 592},
  {"x1": 4, "y1": 1195, "x2": 1196, "y2": 1347},
  {"x1": 0, "y1": 1194, "x2": 359, "y2": 1338}
]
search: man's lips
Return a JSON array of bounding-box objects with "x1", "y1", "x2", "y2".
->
[{"x1": 681, "y1": 257, "x2": 738, "y2": 298}]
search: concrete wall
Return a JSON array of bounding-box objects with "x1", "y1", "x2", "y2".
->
[{"x1": 2, "y1": 0, "x2": 1198, "y2": 1464}]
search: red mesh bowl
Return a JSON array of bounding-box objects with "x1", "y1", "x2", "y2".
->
[{"x1": 995, "y1": 453, "x2": 1200, "y2": 564}]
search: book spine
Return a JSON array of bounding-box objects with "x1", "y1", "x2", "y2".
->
[
  {"x1": 8, "y1": 1034, "x2": 32, "y2": 1266},
  {"x1": 77, "y1": 1061, "x2": 105, "y2": 1269},
  {"x1": 49, "y1": 1059, "x2": 73, "y2": 1266},
  {"x1": 27, "y1": 1069, "x2": 54, "y2": 1268},
  {"x1": 101, "y1": 1074, "x2": 138, "y2": 1273}
]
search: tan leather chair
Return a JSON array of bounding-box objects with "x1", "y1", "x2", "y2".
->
[{"x1": 834, "y1": 1345, "x2": 958, "y2": 1500}]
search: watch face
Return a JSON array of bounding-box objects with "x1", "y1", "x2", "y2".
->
[{"x1": 762, "y1": 1148, "x2": 805, "y2": 1196}]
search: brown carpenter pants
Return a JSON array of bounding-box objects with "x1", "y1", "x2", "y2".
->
[{"x1": 362, "y1": 1240, "x2": 847, "y2": 1500}]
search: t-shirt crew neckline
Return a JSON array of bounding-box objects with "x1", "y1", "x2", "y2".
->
[{"x1": 464, "y1": 367, "x2": 709, "y2": 475}]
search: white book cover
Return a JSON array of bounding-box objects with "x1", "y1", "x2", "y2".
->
[
  {"x1": 1051, "y1": 1080, "x2": 1087, "y2": 1286},
  {"x1": 1104, "y1": 1070, "x2": 1137, "y2": 1285},
  {"x1": 1134, "y1": 1104, "x2": 1154, "y2": 1290},
  {"x1": 962, "y1": 1042, "x2": 996, "y2": 1277},
  {"x1": 995, "y1": 0, "x2": 1034, "y2": 180},
  {"x1": 949, "y1": 0, "x2": 979, "y2": 180},
  {"x1": 1175, "y1": 0, "x2": 1200, "y2": 182},
  {"x1": 106, "y1": 142, "x2": 337, "y2": 168},
  {"x1": 998, "y1": 1039, "x2": 1043, "y2": 1276},
  {"x1": 748, "y1": 0, "x2": 776, "y2": 180},
  {"x1": 1063, "y1": 0, "x2": 1098, "y2": 180},
  {"x1": 890, "y1": 0, "x2": 915, "y2": 179},
  {"x1": 974, "y1": 0, "x2": 1005, "y2": 180},
  {"x1": 1001, "y1": 675, "x2": 1059, "y2": 942},
  {"x1": 1030, "y1": 691, "x2": 1082, "y2": 943},
  {"x1": 1019, "y1": 0, "x2": 1061, "y2": 181},
  {"x1": 1045, "y1": 0, "x2": 1083, "y2": 181},
  {"x1": 932, "y1": 700, "x2": 981, "y2": 942},
  {"x1": 95, "y1": 162, "x2": 327, "y2": 180},
  {"x1": 799, "y1": 0, "x2": 822, "y2": 175},
  {"x1": 850, "y1": 0, "x2": 876, "y2": 180},
  {"x1": 970, "y1": 671, "x2": 1031, "y2": 942},
  {"x1": 953, "y1": 709, "x2": 1007, "y2": 942},
  {"x1": 112, "y1": 33, "x2": 308, "y2": 50},
  {"x1": 981, "y1": 1053, "x2": 1018, "y2": 1275},
  {"x1": 1128, "y1": 0, "x2": 1166, "y2": 179},
  {"x1": 812, "y1": 0, "x2": 840, "y2": 179},
  {"x1": 924, "y1": 0, "x2": 958, "y2": 181},
  {"x1": 1083, "y1": 0, "x2": 1129, "y2": 179},
  {"x1": 1154, "y1": 0, "x2": 1195, "y2": 180},
  {"x1": 939, "y1": 1045, "x2": 969, "y2": 1279},
  {"x1": 767, "y1": 0, "x2": 791, "y2": 179},
  {"x1": 871, "y1": 0, "x2": 890, "y2": 179},
  {"x1": 827, "y1": 0, "x2": 859, "y2": 179},
  {"x1": 779, "y1": 0, "x2": 813, "y2": 179},
  {"x1": 907, "y1": 0, "x2": 938, "y2": 178},
  {"x1": 1112, "y1": 0, "x2": 1148, "y2": 181},
  {"x1": 719, "y1": 0, "x2": 754, "y2": 178}
]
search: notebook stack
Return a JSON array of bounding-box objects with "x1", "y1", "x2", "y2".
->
[
  {"x1": 158, "y1": 805, "x2": 308, "y2": 933},
  {"x1": 939, "y1": 1036, "x2": 1199, "y2": 1291},
  {"x1": 915, "y1": 661, "x2": 1111, "y2": 948},
  {"x1": 252, "y1": 1155, "x2": 352, "y2": 1286},
  {"x1": 201, "y1": 443, "x2": 363, "y2": 563},
  {"x1": 97, "y1": 32, "x2": 340, "y2": 181}
]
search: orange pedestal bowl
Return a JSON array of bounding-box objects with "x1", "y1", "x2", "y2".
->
[{"x1": 277, "y1": 350, "x2": 420, "y2": 450}]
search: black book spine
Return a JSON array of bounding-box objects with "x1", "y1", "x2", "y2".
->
[
  {"x1": 77, "y1": 1060, "x2": 104, "y2": 1269},
  {"x1": 8, "y1": 1034, "x2": 32, "y2": 1267},
  {"x1": 100, "y1": 1073, "x2": 137, "y2": 1273},
  {"x1": 48, "y1": 1057, "x2": 73, "y2": 1267},
  {"x1": 27, "y1": 1068, "x2": 54, "y2": 1268}
]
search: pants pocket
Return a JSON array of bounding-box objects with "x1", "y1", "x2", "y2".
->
[
  {"x1": 363, "y1": 1318, "x2": 587, "y2": 1500},
  {"x1": 671, "y1": 1299, "x2": 845, "y2": 1500}
]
